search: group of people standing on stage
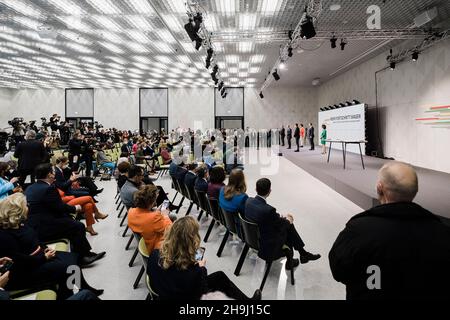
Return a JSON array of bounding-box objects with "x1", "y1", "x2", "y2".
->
[{"x1": 279, "y1": 123, "x2": 328, "y2": 155}]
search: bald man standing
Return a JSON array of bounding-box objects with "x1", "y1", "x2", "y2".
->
[{"x1": 329, "y1": 162, "x2": 450, "y2": 300}]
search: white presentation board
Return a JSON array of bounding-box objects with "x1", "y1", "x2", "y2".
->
[
  {"x1": 66, "y1": 89, "x2": 94, "y2": 118},
  {"x1": 215, "y1": 88, "x2": 244, "y2": 117},
  {"x1": 318, "y1": 104, "x2": 366, "y2": 154},
  {"x1": 140, "y1": 88, "x2": 168, "y2": 117}
]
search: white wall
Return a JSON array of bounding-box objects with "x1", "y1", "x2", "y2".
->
[
  {"x1": 318, "y1": 40, "x2": 450, "y2": 173},
  {"x1": 245, "y1": 87, "x2": 318, "y2": 130},
  {"x1": 0, "y1": 89, "x2": 13, "y2": 129}
]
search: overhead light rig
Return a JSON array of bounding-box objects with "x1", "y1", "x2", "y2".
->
[{"x1": 185, "y1": 1, "x2": 227, "y2": 98}]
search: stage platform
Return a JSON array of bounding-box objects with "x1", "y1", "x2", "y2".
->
[{"x1": 281, "y1": 146, "x2": 450, "y2": 221}]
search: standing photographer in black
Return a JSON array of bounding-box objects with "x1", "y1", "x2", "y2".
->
[
  {"x1": 68, "y1": 133, "x2": 83, "y2": 173},
  {"x1": 13, "y1": 130, "x2": 47, "y2": 186},
  {"x1": 81, "y1": 136, "x2": 95, "y2": 177}
]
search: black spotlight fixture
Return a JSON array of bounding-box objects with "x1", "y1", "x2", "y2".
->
[
  {"x1": 184, "y1": 19, "x2": 196, "y2": 42},
  {"x1": 340, "y1": 39, "x2": 347, "y2": 51},
  {"x1": 320, "y1": 107, "x2": 326, "y2": 111},
  {"x1": 300, "y1": 10, "x2": 316, "y2": 39},
  {"x1": 288, "y1": 47, "x2": 293, "y2": 57},
  {"x1": 218, "y1": 81, "x2": 224, "y2": 91},
  {"x1": 330, "y1": 36, "x2": 337, "y2": 49},
  {"x1": 412, "y1": 51, "x2": 419, "y2": 62},
  {"x1": 195, "y1": 37, "x2": 203, "y2": 50},
  {"x1": 390, "y1": 61, "x2": 396, "y2": 70},
  {"x1": 205, "y1": 48, "x2": 213, "y2": 69},
  {"x1": 272, "y1": 69, "x2": 280, "y2": 81},
  {"x1": 339, "y1": 103, "x2": 346, "y2": 108},
  {"x1": 327, "y1": 106, "x2": 333, "y2": 110},
  {"x1": 259, "y1": 92, "x2": 264, "y2": 99},
  {"x1": 346, "y1": 101, "x2": 353, "y2": 106},
  {"x1": 221, "y1": 86, "x2": 226, "y2": 96},
  {"x1": 288, "y1": 30, "x2": 294, "y2": 41},
  {"x1": 222, "y1": 89, "x2": 228, "y2": 98},
  {"x1": 193, "y1": 12, "x2": 203, "y2": 32},
  {"x1": 352, "y1": 100, "x2": 361, "y2": 105}
]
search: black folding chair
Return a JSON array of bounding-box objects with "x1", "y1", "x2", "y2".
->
[
  {"x1": 216, "y1": 208, "x2": 241, "y2": 257},
  {"x1": 203, "y1": 197, "x2": 221, "y2": 243},
  {"x1": 194, "y1": 190, "x2": 208, "y2": 222},
  {"x1": 235, "y1": 213, "x2": 295, "y2": 291}
]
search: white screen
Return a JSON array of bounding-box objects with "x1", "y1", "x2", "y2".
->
[
  {"x1": 140, "y1": 88, "x2": 168, "y2": 117},
  {"x1": 318, "y1": 104, "x2": 366, "y2": 154},
  {"x1": 215, "y1": 88, "x2": 244, "y2": 117},
  {"x1": 66, "y1": 89, "x2": 94, "y2": 118}
]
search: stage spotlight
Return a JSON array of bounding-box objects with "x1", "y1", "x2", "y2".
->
[
  {"x1": 288, "y1": 47, "x2": 293, "y2": 57},
  {"x1": 300, "y1": 13, "x2": 316, "y2": 39},
  {"x1": 222, "y1": 90, "x2": 228, "y2": 98},
  {"x1": 184, "y1": 19, "x2": 196, "y2": 42},
  {"x1": 346, "y1": 101, "x2": 353, "y2": 106},
  {"x1": 340, "y1": 39, "x2": 347, "y2": 51},
  {"x1": 218, "y1": 81, "x2": 224, "y2": 91},
  {"x1": 412, "y1": 51, "x2": 419, "y2": 61},
  {"x1": 221, "y1": 87, "x2": 226, "y2": 95},
  {"x1": 390, "y1": 61, "x2": 396, "y2": 70},
  {"x1": 352, "y1": 100, "x2": 361, "y2": 105},
  {"x1": 193, "y1": 13, "x2": 203, "y2": 32},
  {"x1": 330, "y1": 36, "x2": 337, "y2": 49},
  {"x1": 272, "y1": 69, "x2": 280, "y2": 81},
  {"x1": 259, "y1": 92, "x2": 264, "y2": 99},
  {"x1": 205, "y1": 48, "x2": 213, "y2": 69},
  {"x1": 328, "y1": 106, "x2": 333, "y2": 110},
  {"x1": 288, "y1": 30, "x2": 294, "y2": 41},
  {"x1": 195, "y1": 37, "x2": 203, "y2": 50},
  {"x1": 339, "y1": 103, "x2": 346, "y2": 108}
]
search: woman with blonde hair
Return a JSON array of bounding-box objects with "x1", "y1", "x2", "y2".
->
[
  {"x1": 0, "y1": 193, "x2": 103, "y2": 299},
  {"x1": 147, "y1": 216, "x2": 261, "y2": 300}
]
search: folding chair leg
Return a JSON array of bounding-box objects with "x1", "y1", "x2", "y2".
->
[
  {"x1": 234, "y1": 244, "x2": 249, "y2": 276},
  {"x1": 122, "y1": 225, "x2": 129, "y2": 237},
  {"x1": 260, "y1": 261, "x2": 273, "y2": 292},
  {"x1": 216, "y1": 231, "x2": 230, "y2": 257},
  {"x1": 133, "y1": 266, "x2": 145, "y2": 289},
  {"x1": 125, "y1": 233, "x2": 134, "y2": 250},
  {"x1": 171, "y1": 192, "x2": 178, "y2": 203},
  {"x1": 117, "y1": 205, "x2": 125, "y2": 219},
  {"x1": 129, "y1": 247, "x2": 139, "y2": 267},
  {"x1": 203, "y1": 219, "x2": 215, "y2": 243},
  {"x1": 290, "y1": 264, "x2": 295, "y2": 285},
  {"x1": 145, "y1": 293, "x2": 151, "y2": 301},
  {"x1": 185, "y1": 202, "x2": 194, "y2": 216},
  {"x1": 176, "y1": 197, "x2": 185, "y2": 213},
  {"x1": 197, "y1": 210, "x2": 204, "y2": 221},
  {"x1": 116, "y1": 200, "x2": 122, "y2": 211},
  {"x1": 120, "y1": 211, "x2": 128, "y2": 227}
]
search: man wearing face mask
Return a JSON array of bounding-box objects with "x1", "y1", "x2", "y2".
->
[
  {"x1": 24, "y1": 163, "x2": 106, "y2": 266},
  {"x1": 329, "y1": 162, "x2": 450, "y2": 300}
]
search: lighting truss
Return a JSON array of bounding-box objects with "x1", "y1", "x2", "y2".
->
[{"x1": 186, "y1": 0, "x2": 226, "y2": 95}]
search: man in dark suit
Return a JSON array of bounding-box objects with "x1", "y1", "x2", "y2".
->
[
  {"x1": 13, "y1": 130, "x2": 47, "y2": 186},
  {"x1": 286, "y1": 126, "x2": 292, "y2": 149},
  {"x1": 194, "y1": 167, "x2": 208, "y2": 193},
  {"x1": 308, "y1": 123, "x2": 315, "y2": 150},
  {"x1": 24, "y1": 163, "x2": 105, "y2": 266},
  {"x1": 280, "y1": 126, "x2": 286, "y2": 146},
  {"x1": 294, "y1": 124, "x2": 300, "y2": 152},
  {"x1": 329, "y1": 162, "x2": 450, "y2": 300},
  {"x1": 245, "y1": 178, "x2": 321, "y2": 269}
]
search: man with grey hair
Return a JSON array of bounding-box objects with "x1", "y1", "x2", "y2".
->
[
  {"x1": 329, "y1": 161, "x2": 450, "y2": 300},
  {"x1": 13, "y1": 130, "x2": 47, "y2": 186}
]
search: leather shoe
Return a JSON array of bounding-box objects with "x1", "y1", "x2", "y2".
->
[
  {"x1": 95, "y1": 188, "x2": 104, "y2": 194},
  {"x1": 300, "y1": 252, "x2": 321, "y2": 264},
  {"x1": 285, "y1": 258, "x2": 300, "y2": 270},
  {"x1": 81, "y1": 252, "x2": 106, "y2": 266},
  {"x1": 251, "y1": 289, "x2": 262, "y2": 300}
]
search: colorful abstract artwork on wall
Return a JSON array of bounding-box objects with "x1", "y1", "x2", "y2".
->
[{"x1": 416, "y1": 105, "x2": 450, "y2": 126}]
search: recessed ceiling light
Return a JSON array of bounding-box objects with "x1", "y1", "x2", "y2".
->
[
  {"x1": 330, "y1": 4, "x2": 341, "y2": 11},
  {"x1": 297, "y1": 49, "x2": 304, "y2": 54}
]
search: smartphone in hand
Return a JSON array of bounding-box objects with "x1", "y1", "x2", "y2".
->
[
  {"x1": 0, "y1": 261, "x2": 13, "y2": 275},
  {"x1": 195, "y1": 247, "x2": 206, "y2": 261}
]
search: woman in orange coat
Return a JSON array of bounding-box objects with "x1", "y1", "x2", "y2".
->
[
  {"x1": 127, "y1": 185, "x2": 174, "y2": 253},
  {"x1": 58, "y1": 189, "x2": 108, "y2": 236}
]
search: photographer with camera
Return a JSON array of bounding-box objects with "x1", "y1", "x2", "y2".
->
[
  {"x1": 49, "y1": 114, "x2": 60, "y2": 133},
  {"x1": 13, "y1": 130, "x2": 47, "y2": 187},
  {"x1": 68, "y1": 132, "x2": 83, "y2": 173},
  {"x1": 9, "y1": 118, "x2": 26, "y2": 147},
  {"x1": 81, "y1": 135, "x2": 95, "y2": 177}
]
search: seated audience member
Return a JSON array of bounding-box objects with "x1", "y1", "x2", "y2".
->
[
  {"x1": 96, "y1": 144, "x2": 116, "y2": 173},
  {"x1": 0, "y1": 194, "x2": 103, "y2": 299},
  {"x1": 194, "y1": 166, "x2": 209, "y2": 193},
  {"x1": 207, "y1": 166, "x2": 226, "y2": 199},
  {"x1": 184, "y1": 163, "x2": 198, "y2": 190},
  {"x1": 175, "y1": 161, "x2": 188, "y2": 186},
  {"x1": 329, "y1": 162, "x2": 450, "y2": 300},
  {"x1": 128, "y1": 185, "x2": 175, "y2": 253},
  {"x1": 219, "y1": 169, "x2": 248, "y2": 216},
  {"x1": 57, "y1": 189, "x2": 108, "y2": 236},
  {"x1": 147, "y1": 216, "x2": 261, "y2": 300},
  {"x1": 117, "y1": 161, "x2": 131, "y2": 190},
  {"x1": 0, "y1": 162, "x2": 21, "y2": 200},
  {"x1": 24, "y1": 164, "x2": 105, "y2": 266},
  {"x1": 117, "y1": 152, "x2": 129, "y2": 166},
  {"x1": 169, "y1": 158, "x2": 179, "y2": 177},
  {"x1": 246, "y1": 178, "x2": 320, "y2": 270},
  {"x1": 54, "y1": 157, "x2": 103, "y2": 198},
  {"x1": 159, "y1": 146, "x2": 172, "y2": 165}
]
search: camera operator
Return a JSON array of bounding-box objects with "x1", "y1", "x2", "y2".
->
[
  {"x1": 9, "y1": 118, "x2": 26, "y2": 147},
  {"x1": 49, "y1": 114, "x2": 61, "y2": 133},
  {"x1": 59, "y1": 121, "x2": 71, "y2": 146},
  {"x1": 13, "y1": 130, "x2": 47, "y2": 186},
  {"x1": 81, "y1": 135, "x2": 95, "y2": 177},
  {"x1": 26, "y1": 121, "x2": 38, "y2": 133},
  {"x1": 68, "y1": 132, "x2": 83, "y2": 173}
]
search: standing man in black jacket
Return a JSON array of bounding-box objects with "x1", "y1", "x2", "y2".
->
[
  {"x1": 286, "y1": 126, "x2": 292, "y2": 149},
  {"x1": 24, "y1": 163, "x2": 105, "y2": 266},
  {"x1": 68, "y1": 133, "x2": 83, "y2": 172},
  {"x1": 280, "y1": 126, "x2": 286, "y2": 146},
  {"x1": 294, "y1": 124, "x2": 300, "y2": 152},
  {"x1": 307, "y1": 123, "x2": 315, "y2": 150},
  {"x1": 329, "y1": 162, "x2": 450, "y2": 300},
  {"x1": 13, "y1": 130, "x2": 47, "y2": 186}
]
